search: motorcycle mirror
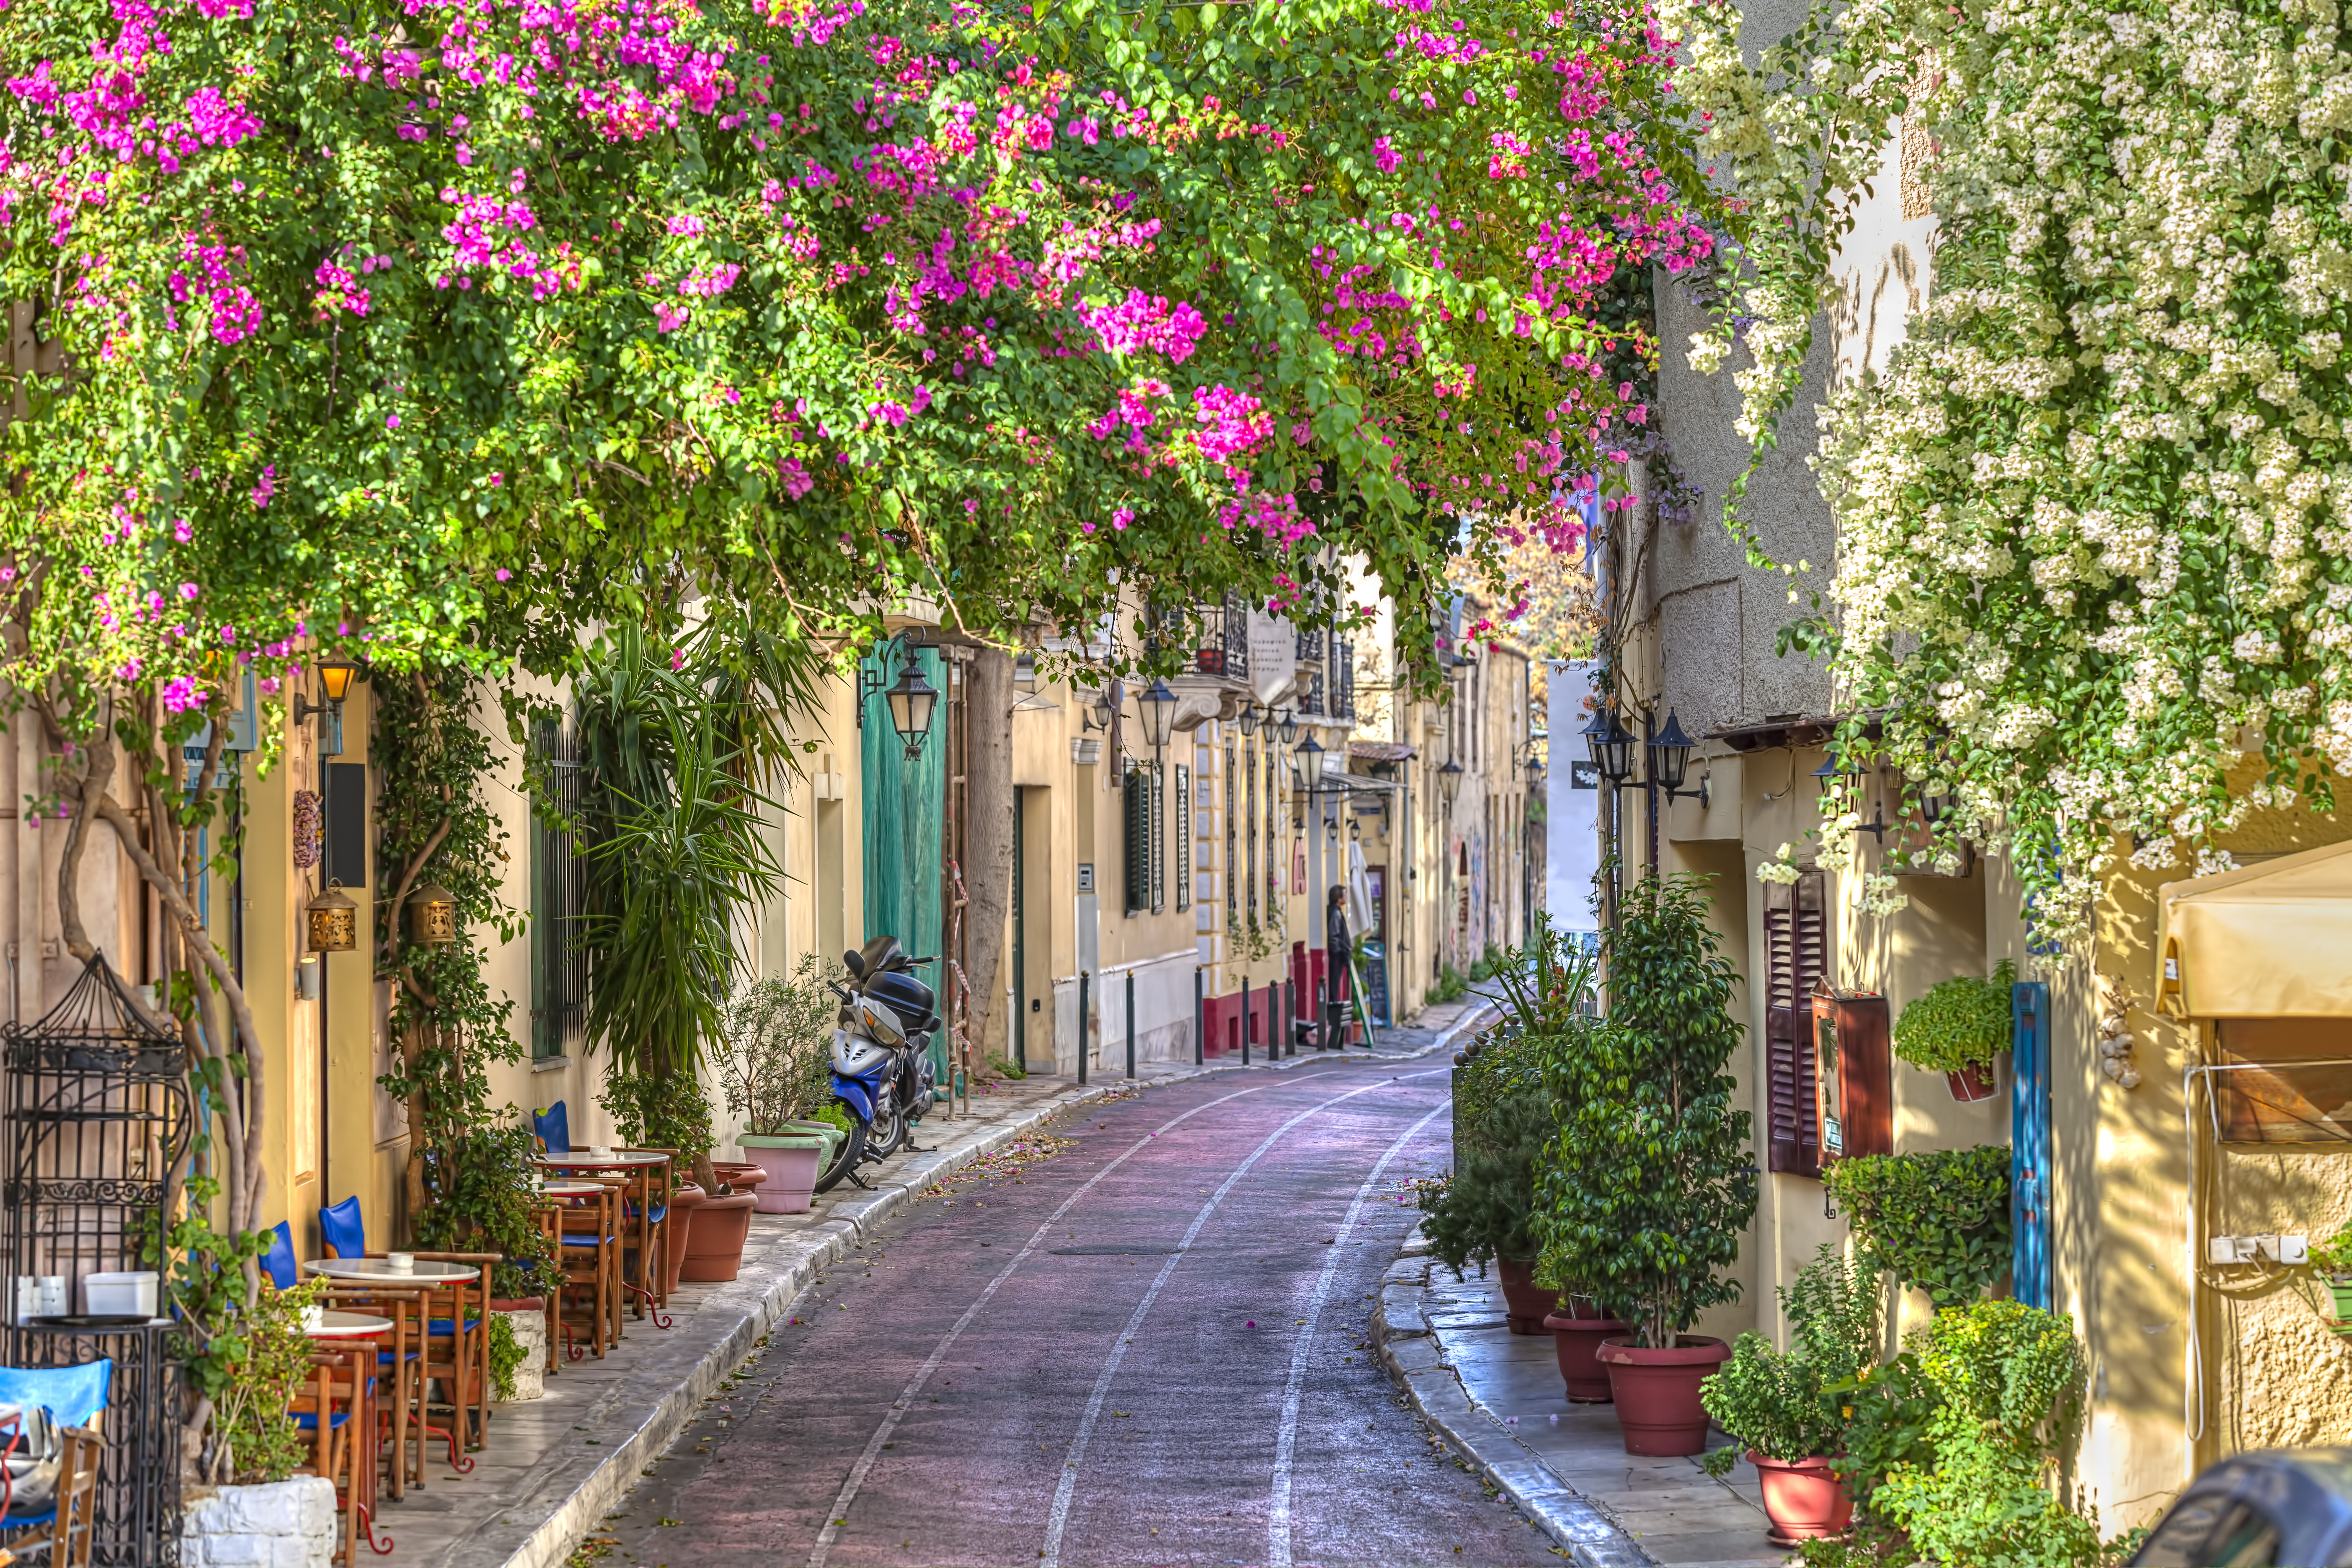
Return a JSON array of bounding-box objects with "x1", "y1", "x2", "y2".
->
[{"x1": 843, "y1": 948, "x2": 866, "y2": 979}]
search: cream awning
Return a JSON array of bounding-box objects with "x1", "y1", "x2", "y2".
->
[{"x1": 2158, "y1": 839, "x2": 2352, "y2": 1017}]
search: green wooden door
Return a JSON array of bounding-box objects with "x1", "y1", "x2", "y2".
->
[{"x1": 860, "y1": 645, "x2": 945, "y2": 1075}]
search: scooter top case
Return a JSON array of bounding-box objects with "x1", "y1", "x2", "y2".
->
[{"x1": 864, "y1": 970, "x2": 937, "y2": 1036}]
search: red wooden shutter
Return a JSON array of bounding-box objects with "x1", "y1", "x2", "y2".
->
[{"x1": 1763, "y1": 871, "x2": 1829, "y2": 1175}]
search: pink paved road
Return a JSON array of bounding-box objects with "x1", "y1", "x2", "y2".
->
[{"x1": 592, "y1": 1059, "x2": 1557, "y2": 1568}]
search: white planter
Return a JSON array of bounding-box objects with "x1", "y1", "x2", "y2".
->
[
  {"x1": 181, "y1": 1478, "x2": 337, "y2": 1568},
  {"x1": 495, "y1": 1306, "x2": 547, "y2": 1400}
]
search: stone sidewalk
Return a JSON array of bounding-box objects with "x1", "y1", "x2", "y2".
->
[
  {"x1": 366, "y1": 996, "x2": 1498, "y2": 1568},
  {"x1": 1375, "y1": 1241, "x2": 1788, "y2": 1568}
]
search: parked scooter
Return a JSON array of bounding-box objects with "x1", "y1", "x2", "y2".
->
[{"x1": 813, "y1": 937, "x2": 940, "y2": 1193}]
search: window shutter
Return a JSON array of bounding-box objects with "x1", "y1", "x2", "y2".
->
[
  {"x1": 1175, "y1": 763, "x2": 1191, "y2": 911},
  {"x1": 1124, "y1": 768, "x2": 1146, "y2": 916},
  {"x1": 1763, "y1": 870, "x2": 1829, "y2": 1175},
  {"x1": 1150, "y1": 761, "x2": 1167, "y2": 913}
]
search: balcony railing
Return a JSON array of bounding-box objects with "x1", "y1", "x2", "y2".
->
[
  {"x1": 1329, "y1": 638, "x2": 1355, "y2": 723},
  {"x1": 1194, "y1": 593, "x2": 1250, "y2": 682},
  {"x1": 1294, "y1": 626, "x2": 1325, "y2": 665}
]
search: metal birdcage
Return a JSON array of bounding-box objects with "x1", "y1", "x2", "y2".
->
[{"x1": 1, "y1": 953, "x2": 190, "y2": 1565}]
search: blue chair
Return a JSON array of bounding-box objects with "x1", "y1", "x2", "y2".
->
[
  {"x1": 263, "y1": 1221, "x2": 299, "y2": 1291},
  {"x1": 319, "y1": 1197, "x2": 366, "y2": 1261},
  {"x1": 0, "y1": 1359, "x2": 111, "y2": 1542},
  {"x1": 534, "y1": 1101, "x2": 571, "y2": 1154}
]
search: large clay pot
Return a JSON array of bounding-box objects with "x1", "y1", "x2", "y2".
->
[
  {"x1": 678, "y1": 1191, "x2": 758, "y2": 1282},
  {"x1": 662, "y1": 1185, "x2": 711, "y2": 1297},
  {"x1": 1542, "y1": 1310, "x2": 1629, "y2": 1402},
  {"x1": 1946, "y1": 1062, "x2": 1998, "y2": 1101},
  {"x1": 738, "y1": 1134, "x2": 827, "y2": 1214},
  {"x1": 1495, "y1": 1256, "x2": 1559, "y2": 1335},
  {"x1": 1749, "y1": 1453, "x2": 1854, "y2": 1545},
  {"x1": 1596, "y1": 1336, "x2": 1731, "y2": 1455}
]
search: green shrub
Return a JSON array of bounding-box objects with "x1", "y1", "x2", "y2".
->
[
  {"x1": 1534, "y1": 874, "x2": 1756, "y2": 1348},
  {"x1": 1825, "y1": 1145, "x2": 2011, "y2": 1308},
  {"x1": 1871, "y1": 1300, "x2": 2116, "y2": 1568},
  {"x1": 1893, "y1": 961, "x2": 2016, "y2": 1073},
  {"x1": 209, "y1": 1279, "x2": 325, "y2": 1485},
  {"x1": 1700, "y1": 1245, "x2": 1881, "y2": 1472},
  {"x1": 985, "y1": 1051, "x2": 1028, "y2": 1081},
  {"x1": 716, "y1": 955, "x2": 839, "y2": 1134}
]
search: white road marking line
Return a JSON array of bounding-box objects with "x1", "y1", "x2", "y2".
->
[
  {"x1": 1267, "y1": 1099, "x2": 1450, "y2": 1567},
  {"x1": 808, "y1": 1067, "x2": 1352, "y2": 1566},
  {"x1": 1038, "y1": 1069, "x2": 1450, "y2": 1568}
]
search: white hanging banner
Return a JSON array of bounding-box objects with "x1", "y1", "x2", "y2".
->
[{"x1": 1248, "y1": 608, "x2": 1297, "y2": 708}]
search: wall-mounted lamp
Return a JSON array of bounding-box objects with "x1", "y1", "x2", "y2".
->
[{"x1": 293, "y1": 657, "x2": 358, "y2": 756}]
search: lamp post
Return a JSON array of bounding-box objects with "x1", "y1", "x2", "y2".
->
[
  {"x1": 1136, "y1": 678, "x2": 1179, "y2": 753},
  {"x1": 883, "y1": 661, "x2": 939, "y2": 759}
]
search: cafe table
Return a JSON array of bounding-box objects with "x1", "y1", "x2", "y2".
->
[
  {"x1": 305, "y1": 1261, "x2": 478, "y2": 1494},
  {"x1": 532, "y1": 1152, "x2": 674, "y2": 1322}
]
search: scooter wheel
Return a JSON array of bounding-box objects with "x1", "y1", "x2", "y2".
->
[{"x1": 812, "y1": 1110, "x2": 871, "y2": 1194}]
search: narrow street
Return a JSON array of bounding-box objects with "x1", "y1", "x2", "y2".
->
[{"x1": 589, "y1": 1062, "x2": 1557, "y2": 1568}]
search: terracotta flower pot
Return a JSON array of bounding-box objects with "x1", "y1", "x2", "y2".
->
[
  {"x1": 678, "y1": 1191, "x2": 758, "y2": 1282},
  {"x1": 1495, "y1": 1256, "x2": 1559, "y2": 1335},
  {"x1": 710, "y1": 1161, "x2": 770, "y2": 1193},
  {"x1": 738, "y1": 1134, "x2": 827, "y2": 1214},
  {"x1": 1946, "y1": 1062, "x2": 1998, "y2": 1102},
  {"x1": 1748, "y1": 1453, "x2": 1854, "y2": 1545},
  {"x1": 1542, "y1": 1310, "x2": 1629, "y2": 1402},
  {"x1": 1596, "y1": 1336, "x2": 1731, "y2": 1455},
  {"x1": 662, "y1": 1185, "x2": 711, "y2": 1297}
]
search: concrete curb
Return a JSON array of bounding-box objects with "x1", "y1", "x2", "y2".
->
[
  {"x1": 488, "y1": 1000, "x2": 1500, "y2": 1568},
  {"x1": 1372, "y1": 1241, "x2": 1656, "y2": 1567}
]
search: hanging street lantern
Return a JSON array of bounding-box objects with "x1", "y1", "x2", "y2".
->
[
  {"x1": 1583, "y1": 706, "x2": 1637, "y2": 786},
  {"x1": 307, "y1": 880, "x2": 358, "y2": 953},
  {"x1": 1647, "y1": 709, "x2": 1697, "y2": 796},
  {"x1": 885, "y1": 661, "x2": 939, "y2": 758},
  {"x1": 409, "y1": 882, "x2": 460, "y2": 946},
  {"x1": 1237, "y1": 703, "x2": 1260, "y2": 739},
  {"x1": 1276, "y1": 708, "x2": 1299, "y2": 745},
  {"x1": 1438, "y1": 758, "x2": 1464, "y2": 809},
  {"x1": 1296, "y1": 734, "x2": 1327, "y2": 792},
  {"x1": 1137, "y1": 679, "x2": 1179, "y2": 751}
]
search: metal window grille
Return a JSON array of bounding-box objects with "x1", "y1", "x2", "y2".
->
[
  {"x1": 1226, "y1": 744, "x2": 1240, "y2": 930},
  {"x1": 530, "y1": 719, "x2": 587, "y2": 1061},
  {"x1": 1331, "y1": 639, "x2": 1355, "y2": 723},
  {"x1": 1124, "y1": 764, "x2": 1148, "y2": 917}
]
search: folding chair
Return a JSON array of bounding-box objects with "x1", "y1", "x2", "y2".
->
[{"x1": 0, "y1": 1361, "x2": 111, "y2": 1565}]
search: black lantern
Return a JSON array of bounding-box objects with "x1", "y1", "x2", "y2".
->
[
  {"x1": 1647, "y1": 709, "x2": 1696, "y2": 795},
  {"x1": 1438, "y1": 758, "x2": 1464, "y2": 809},
  {"x1": 885, "y1": 662, "x2": 938, "y2": 757},
  {"x1": 1237, "y1": 703, "x2": 1260, "y2": 739},
  {"x1": 1583, "y1": 706, "x2": 1637, "y2": 785},
  {"x1": 317, "y1": 657, "x2": 358, "y2": 705},
  {"x1": 1919, "y1": 775, "x2": 1954, "y2": 825},
  {"x1": 1276, "y1": 708, "x2": 1299, "y2": 745},
  {"x1": 1137, "y1": 679, "x2": 1179, "y2": 750},
  {"x1": 1296, "y1": 734, "x2": 1326, "y2": 791},
  {"x1": 1087, "y1": 686, "x2": 1114, "y2": 732}
]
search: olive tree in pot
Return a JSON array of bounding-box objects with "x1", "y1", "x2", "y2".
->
[
  {"x1": 1698, "y1": 1245, "x2": 1880, "y2": 1544},
  {"x1": 1892, "y1": 960, "x2": 2014, "y2": 1102},
  {"x1": 1534, "y1": 874, "x2": 1756, "y2": 1456},
  {"x1": 717, "y1": 954, "x2": 843, "y2": 1214}
]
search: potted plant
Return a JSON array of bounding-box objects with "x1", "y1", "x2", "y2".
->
[
  {"x1": 1534, "y1": 875, "x2": 1756, "y2": 1456},
  {"x1": 1699, "y1": 1245, "x2": 1879, "y2": 1544},
  {"x1": 1423, "y1": 920, "x2": 1596, "y2": 1337},
  {"x1": 2312, "y1": 1222, "x2": 2352, "y2": 1329},
  {"x1": 1892, "y1": 960, "x2": 2014, "y2": 1101},
  {"x1": 718, "y1": 955, "x2": 844, "y2": 1214}
]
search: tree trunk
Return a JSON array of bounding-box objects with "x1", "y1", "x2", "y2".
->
[{"x1": 960, "y1": 647, "x2": 1015, "y2": 1072}]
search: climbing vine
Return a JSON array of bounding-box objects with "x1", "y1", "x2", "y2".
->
[
  {"x1": 373, "y1": 662, "x2": 547, "y2": 1295},
  {"x1": 1663, "y1": 0, "x2": 2352, "y2": 943}
]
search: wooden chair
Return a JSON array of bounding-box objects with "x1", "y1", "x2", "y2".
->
[
  {"x1": 551, "y1": 1181, "x2": 625, "y2": 1359},
  {"x1": 294, "y1": 1348, "x2": 377, "y2": 1566},
  {"x1": 413, "y1": 1251, "x2": 497, "y2": 1459}
]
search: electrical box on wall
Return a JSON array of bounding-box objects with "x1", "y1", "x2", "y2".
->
[{"x1": 1812, "y1": 985, "x2": 1893, "y2": 1164}]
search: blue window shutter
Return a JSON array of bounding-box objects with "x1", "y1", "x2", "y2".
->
[{"x1": 2012, "y1": 979, "x2": 2053, "y2": 1311}]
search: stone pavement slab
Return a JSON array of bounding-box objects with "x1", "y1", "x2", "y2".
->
[{"x1": 1375, "y1": 1245, "x2": 1790, "y2": 1568}]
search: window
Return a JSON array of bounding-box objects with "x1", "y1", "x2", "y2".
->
[
  {"x1": 1763, "y1": 871, "x2": 1829, "y2": 1174},
  {"x1": 530, "y1": 719, "x2": 587, "y2": 1061},
  {"x1": 1226, "y1": 744, "x2": 1239, "y2": 930},
  {"x1": 1175, "y1": 763, "x2": 1191, "y2": 912}
]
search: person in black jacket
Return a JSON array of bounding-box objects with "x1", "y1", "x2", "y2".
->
[{"x1": 1325, "y1": 884, "x2": 1352, "y2": 1048}]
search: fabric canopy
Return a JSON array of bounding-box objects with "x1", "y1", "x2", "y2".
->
[{"x1": 2158, "y1": 839, "x2": 2352, "y2": 1017}]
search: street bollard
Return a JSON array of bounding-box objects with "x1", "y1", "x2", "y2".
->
[
  {"x1": 1282, "y1": 979, "x2": 1293, "y2": 1062},
  {"x1": 1242, "y1": 979, "x2": 1252, "y2": 1067},
  {"x1": 1078, "y1": 971, "x2": 1090, "y2": 1086},
  {"x1": 1194, "y1": 966, "x2": 1204, "y2": 1067},
  {"x1": 1126, "y1": 969, "x2": 1136, "y2": 1080}
]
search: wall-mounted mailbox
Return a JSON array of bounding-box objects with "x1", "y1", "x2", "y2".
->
[{"x1": 1812, "y1": 984, "x2": 1892, "y2": 1164}]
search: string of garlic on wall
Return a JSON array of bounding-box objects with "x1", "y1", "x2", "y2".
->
[{"x1": 2096, "y1": 969, "x2": 2140, "y2": 1089}]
